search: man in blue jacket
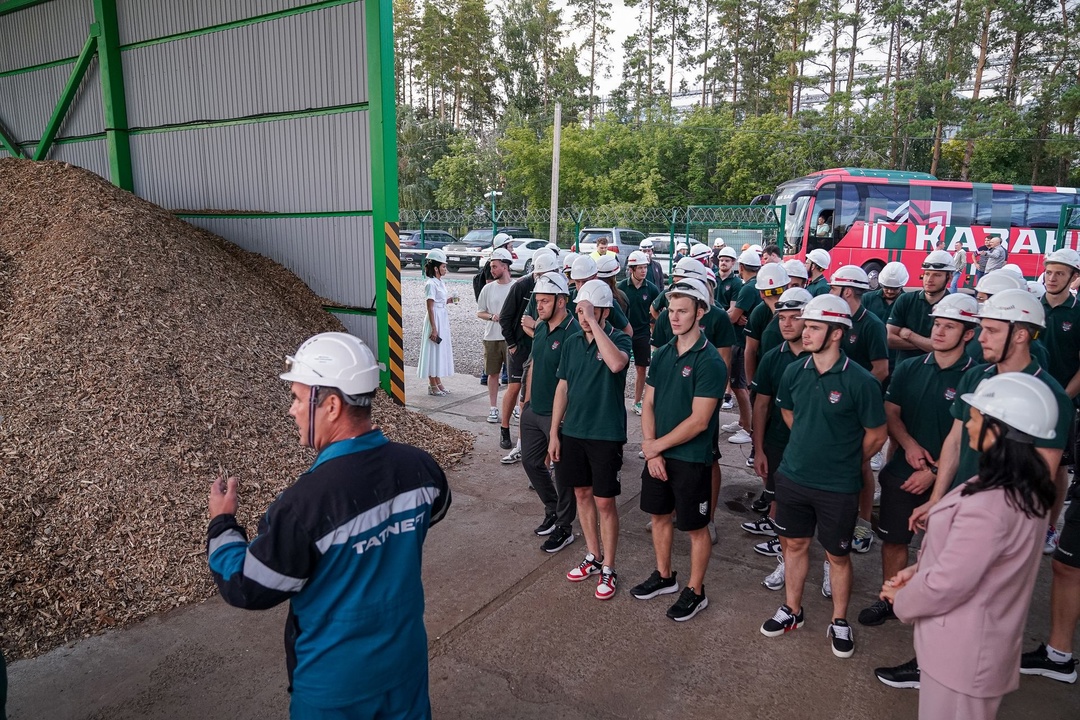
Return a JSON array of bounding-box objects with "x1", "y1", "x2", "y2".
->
[{"x1": 207, "y1": 332, "x2": 450, "y2": 719}]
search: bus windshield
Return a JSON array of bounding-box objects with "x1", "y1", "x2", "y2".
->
[{"x1": 773, "y1": 182, "x2": 813, "y2": 254}]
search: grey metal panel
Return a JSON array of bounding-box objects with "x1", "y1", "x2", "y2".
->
[
  {"x1": 123, "y1": 1, "x2": 366, "y2": 129},
  {"x1": 0, "y1": 0, "x2": 93, "y2": 73},
  {"x1": 0, "y1": 59, "x2": 105, "y2": 143},
  {"x1": 181, "y1": 215, "x2": 377, "y2": 308},
  {"x1": 50, "y1": 138, "x2": 110, "y2": 180},
  {"x1": 116, "y1": 0, "x2": 331, "y2": 44},
  {"x1": 328, "y1": 312, "x2": 379, "y2": 355},
  {"x1": 129, "y1": 111, "x2": 371, "y2": 213}
]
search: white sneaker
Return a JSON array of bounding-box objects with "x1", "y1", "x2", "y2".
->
[
  {"x1": 708, "y1": 520, "x2": 718, "y2": 545},
  {"x1": 870, "y1": 450, "x2": 885, "y2": 471},
  {"x1": 762, "y1": 557, "x2": 785, "y2": 591},
  {"x1": 728, "y1": 429, "x2": 752, "y2": 444},
  {"x1": 638, "y1": 450, "x2": 646, "y2": 459},
  {"x1": 822, "y1": 560, "x2": 832, "y2": 599},
  {"x1": 852, "y1": 525, "x2": 874, "y2": 554},
  {"x1": 512, "y1": 407, "x2": 521, "y2": 421},
  {"x1": 1045, "y1": 525, "x2": 1060, "y2": 555},
  {"x1": 486, "y1": 408, "x2": 500, "y2": 423},
  {"x1": 500, "y1": 440, "x2": 521, "y2": 464},
  {"x1": 721, "y1": 398, "x2": 734, "y2": 410},
  {"x1": 721, "y1": 421, "x2": 743, "y2": 433}
]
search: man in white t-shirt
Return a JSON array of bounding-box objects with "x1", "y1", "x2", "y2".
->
[{"x1": 476, "y1": 248, "x2": 515, "y2": 423}]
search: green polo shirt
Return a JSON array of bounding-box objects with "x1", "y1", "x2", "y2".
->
[
  {"x1": 965, "y1": 328, "x2": 1050, "y2": 370},
  {"x1": 760, "y1": 316, "x2": 784, "y2": 359},
  {"x1": 566, "y1": 293, "x2": 630, "y2": 332},
  {"x1": 888, "y1": 290, "x2": 949, "y2": 363},
  {"x1": 806, "y1": 275, "x2": 831, "y2": 297},
  {"x1": 556, "y1": 322, "x2": 632, "y2": 442},
  {"x1": 950, "y1": 359, "x2": 1072, "y2": 489},
  {"x1": 750, "y1": 341, "x2": 807, "y2": 449},
  {"x1": 732, "y1": 277, "x2": 760, "y2": 348},
  {"x1": 776, "y1": 352, "x2": 887, "y2": 493},
  {"x1": 652, "y1": 305, "x2": 737, "y2": 350},
  {"x1": 746, "y1": 301, "x2": 774, "y2": 343},
  {"x1": 844, "y1": 305, "x2": 889, "y2": 374},
  {"x1": 528, "y1": 312, "x2": 579, "y2": 416},
  {"x1": 862, "y1": 289, "x2": 896, "y2": 324},
  {"x1": 1041, "y1": 293, "x2": 1080, "y2": 392},
  {"x1": 882, "y1": 352, "x2": 977, "y2": 480},
  {"x1": 617, "y1": 277, "x2": 660, "y2": 337},
  {"x1": 715, "y1": 273, "x2": 743, "y2": 308},
  {"x1": 647, "y1": 333, "x2": 728, "y2": 464}
]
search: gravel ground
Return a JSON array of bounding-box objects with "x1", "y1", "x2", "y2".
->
[{"x1": 403, "y1": 271, "x2": 640, "y2": 396}]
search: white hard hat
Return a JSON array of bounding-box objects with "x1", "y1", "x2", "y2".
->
[
  {"x1": 674, "y1": 257, "x2": 708, "y2": 280},
  {"x1": 545, "y1": 242, "x2": 560, "y2": 253},
  {"x1": 830, "y1": 265, "x2": 870, "y2": 290},
  {"x1": 562, "y1": 251, "x2": 579, "y2": 271},
  {"x1": 426, "y1": 248, "x2": 447, "y2": 264},
  {"x1": 1027, "y1": 280, "x2": 1047, "y2": 300},
  {"x1": 1045, "y1": 248, "x2": 1080, "y2": 273},
  {"x1": 489, "y1": 247, "x2": 513, "y2": 263},
  {"x1": 962, "y1": 372, "x2": 1058, "y2": 440},
  {"x1": 878, "y1": 261, "x2": 910, "y2": 288},
  {"x1": 666, "y1": 277, "x2": 711, "y2": 305},
  {"x1": 929, "y1": 294, "x2": 980, "y2": 323},
  {"x1": 705, "y1": 267, "x2": 716, "y2": 286},
  {"x1": 738, "y1": 249, "x2": 762, "y2": 268},
  {"x1": 493, "y1": 233, "x2": 514, "y2": 249},
  {"x1": 782, "y1": 259, "x2": 809, "y2": 280},
  {"x1": 1002, "y1": 263, "x2": 1024, "y2": 277},
  {"x1": 639, "y1": 238, "x2": 655, "y2": 250},
  {"x1": 718, "y1": 246, "x2": 738, "y2": 260},
  {"x1": 713, "y1": 237, "x2": 726, "y2": 248},
  {"x1": 975, "y1": 269, "x2": 1027, "y2": 296},
  {"x1": 575, "y1": 279, "x2": 613, "y2": 308},
  {"x1": 806, "y1": 248, "x2": 831, "y2": 270},
  {"x1": 755, "y1": 262, "x2": 790, "y2": 290},
  {"x1": 675, "y1": 242, "x2": 689, "y2": 252},
  {"x1": 533, "y1": 273, "x2": 570, "y2": 295},
  {"x1": 532, "y1": 249, "x2": 560, "y2": 274},
  {"x1": 976, "y1": 288, "x2": 1046, "y2": 328},
  {"x1": 570, "y1": 255, "x2": 598, "y2": 280},
  {"x1": 774, "y1": 287, "x2": 813, "y2": 312},
  {"x1": 596, "y1": 254, "x2": 621, "y2": 278},
  {"x1": 800, "y1": 294, "x2": 852, "y2": 327},
  {"x1": 280, "y1": 332, "x2": 381, "y2": 399},
  {"x1": 627, "y1": 250, "x2": 650, "y2": 267},
  {"x1": 689, "y1": 243, "x2": 711, "y2": 260},
  {"x1": 750, "y1": 244, "x2": 763, "y2": 254},
  {"x1": 922, "y1": 250, "x2": 955, "y2": 270}
]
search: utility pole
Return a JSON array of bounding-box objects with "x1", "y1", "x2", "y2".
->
[{"x1": 548, "y1": 102, "x2": 562, "y2": 245}]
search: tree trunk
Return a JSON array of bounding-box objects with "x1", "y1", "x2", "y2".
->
[
  {"x1": 670, "y1": 12, "x2": 677, "y2": 103},
  {"x1": 588, "y1": 2, "x2": 597, "y2": 124},
  {"x1": 701, "y1": 0, "x2": 710, "y2": 107},
  {"x1": 930, "y1": 0, "x2": 963, "y2": 176},
  {"x1": 847, "y1": 0, "x2": 860, "y2": 94},
  {"x1": 960, "y1": 6, "x2": 992, "y2": 181},
  {"x1": 889, "y1": 14, "x2": 902, "y2": 168},
  {"x1": 732, "y1": 13, "x2": 740, "y2": 105},
  {"x1": 788, "y1": 0, "x2": 800, "y2": 118}
]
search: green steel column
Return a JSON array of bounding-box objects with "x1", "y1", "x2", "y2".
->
[
  {"x1": 0, "y1": 117, "x2": 25, "y2": 157},
  {"x1": 33, "y1": 33, "x2": 98, "y2": 161},
  {"x1": 92, "y1": 0, "x2": 133, "y2": 190},
  {"x1": 366, "y1": 0, "x2": 401, "y2": 399}
]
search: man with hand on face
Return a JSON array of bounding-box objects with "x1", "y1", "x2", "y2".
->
[
  {"x1": 888, "y1": 251, "x2": 954, "y2": 364},
  {"x1": 549, "y1": 280, "x2": 632, "y2": 602},
  {"x1": 632, "y1": 277, "x2": 726, "y2": 621},
  {"x1": 207, "y1": 333, "x2": 450, "y2": 719}
]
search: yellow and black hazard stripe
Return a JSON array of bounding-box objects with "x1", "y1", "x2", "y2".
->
[{"x1": 385, "y1": 221, "x2": 406, "y2": 405}]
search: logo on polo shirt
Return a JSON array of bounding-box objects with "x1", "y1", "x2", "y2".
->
[
  {"x1": 551, "y1": 340, "x2": 560, "y2": 350},
  {"x1": 596, "y1": 351, "x2": 603, "y2": 361},
  {"x1": 682, "y1": 365, "x2": 692, "y2": 377},
  {"x1": 945, "y1": 387, "x2": 957, "y2": 400},
  {"x1": 1064, "y1": 321, "x2": 1073, "y2": 333},
  {"x1": 848, "y1": 334, "x2": 857, "y2": 344},
  {"x1": 829, "y1": 390, "x2": 842, "y2": 404},
  {"x1": 642, "y1": 293, "x2": 649, "y2": 301}
]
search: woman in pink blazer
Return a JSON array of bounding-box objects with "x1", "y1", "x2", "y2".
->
[{"x1": 880, "y1": 372, "x2": 1059, "y2": 719}]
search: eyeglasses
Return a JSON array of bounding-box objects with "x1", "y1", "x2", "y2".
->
[
  {"x1": 774, "y1": 300, "x2": 806, "y2": 310},
  {"x1": 922, "y1": 262, "x2": 951, "y2": 270},
  {"x1": 284, "y1": 355, "x2": 322, "y2": 378},
  {"x1": 670, "y1": 282, "x2": 698, "y2": 292}
]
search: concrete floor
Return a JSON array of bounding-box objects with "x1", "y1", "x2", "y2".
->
[{"x1": 7, "y1": 370, "x2": 1079, "y2": 719}]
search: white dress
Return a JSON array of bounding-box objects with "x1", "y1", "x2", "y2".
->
[{"x1": 417, "y1": 277, "x2": 455, "y2": 378}]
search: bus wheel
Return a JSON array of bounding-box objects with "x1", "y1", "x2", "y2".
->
[{"x1": 862, "y1": 260, "x2": 885, "y2": 290}]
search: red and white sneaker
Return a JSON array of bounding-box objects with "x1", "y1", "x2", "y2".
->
[
  {"x1": 595, "y1": 567, "x2": 618, "y2": 600},
  {"x1": 567, "y1": 553, "x2": 603, "y2": 582}
]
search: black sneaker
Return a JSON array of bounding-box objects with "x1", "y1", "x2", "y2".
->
[
  {"x1": 541, "y1": 526, "x2": 575, "y2": 553},
  {"x1": 857, "y1": 599, "x2": 896, "y2": 626},
  {"x1": 1020, "y1": 644, "x2": 1079, "y2": 683},
  {"x1": 740, "y1": 515, "x2": 777, "y2": 537},
  {"x1": 534, "y1": 512, "x2": 557, "y2": 536},
  {"x1": 750, "y1": 490, "x2": 774, "y2": 514},
  {"x1": 499, "y1": 427, "x2": 512, "y2": 449},
  {"x1": 630, "y1": 570, "x2": 680, "y2": 600},
  {"x1": 874, "y1": 658, "x2": 920, "y2": 689},
  {"x1": 667, "y1": 585, "x2": 708, "y2": 622},
  {"x1": 828, "y1": 618, "x2": 855, "y2": 658},
  {"x1": 760, "y1": 604, "x2": 804, "y2": 637}
]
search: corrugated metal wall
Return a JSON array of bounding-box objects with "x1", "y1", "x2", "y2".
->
[
  {"x1": 0, "y1": 0, "x2": 91, "y2": 71},
  {"x1": 116, "y1": 0, "x2": 324, "y2": 44},
  {"x1": 0, "y1": 60, "x2": 104, "y2": 145}
]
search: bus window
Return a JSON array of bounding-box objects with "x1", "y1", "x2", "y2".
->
[
  {"x1": 985, "y1": 191, "x2": 1026, "y2": 227},
  {"x1": 1027, "y1": 193, "x2": 1075, "y2": 228},
  {"x1": 864, "y1": 183, "x2": 911, "y2": 223},
  {"x1": 930, "y1": 187, "x2": 974, "y2": 226},
  {"x1": 810, "y1": 182, "x2": 858, "y2": 251}
]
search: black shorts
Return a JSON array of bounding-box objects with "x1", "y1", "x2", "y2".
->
[
  {"x1": 1064, "y1": 410, "x2": 1078, "y2": 467},
  {"x1": 762, "y1": 441, "x2": 784, "y2": 493},
  {"x1": 631, "y1": 334, "x2": 651, "y2": 367},
  {"x1": 507, "y1": 343, "x2": 527, "y2": 383},
  {"x1": 730, "y1": 346, "x2": 749, "y2": 390},
  {"x1": 876, "y1": 467, "x2": 930, "y2": 546},
  {"x1": 555, "y1": 433, "x2": 623, "y2": 498},
  {"x1": 1053, "y1": 499, "x2": 1080, "y2": 569},
  {"x1": 639, "y1": 457, "x2": 712, "y2": 531},
  {"x1": 773, "y1": 471, "x2": 860, "y2": 557}
]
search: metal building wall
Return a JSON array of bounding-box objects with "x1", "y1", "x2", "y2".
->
[{"x1": 0, "y1": 0, "x2": 401, "y2": 399}]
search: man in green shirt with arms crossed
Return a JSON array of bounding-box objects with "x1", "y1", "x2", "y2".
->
[{"x1": 887, "y1": 250, "x2": 954, "y2": 364}]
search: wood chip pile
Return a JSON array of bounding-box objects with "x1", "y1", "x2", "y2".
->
[{"x1": 0, "y1": 159, "x2": 472, "y2": 659}]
